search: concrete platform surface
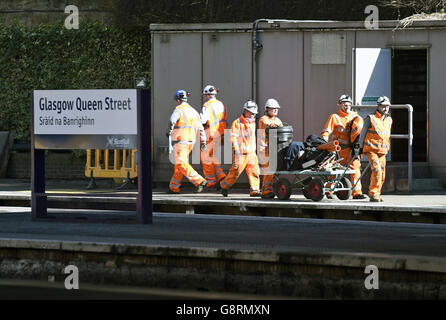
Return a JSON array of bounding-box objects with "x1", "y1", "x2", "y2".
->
[
  {"x1": 1, "y1": 178, "x2": 446, "y2": 224},
  {"x1": 1, "y1": 208, "x2": 446, "y2": 260}
]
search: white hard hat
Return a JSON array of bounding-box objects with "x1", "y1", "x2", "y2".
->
[
  {"x1": 377, "y1": 96, "x2": 391, "y2": 106},
  {"x1": 338, "y1": 94, "x2": 352, "y2": 104},
  {"x1": 265, "y1": 98, "x2": 280, "y2": 109},
  {"x1": 203, "y1": 85, "x2": 218, "y2": 95},
  {"x1": 243, "y1": 100, "x2": 258, "y2": 114}
]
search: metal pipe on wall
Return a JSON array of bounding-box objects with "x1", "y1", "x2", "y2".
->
[
  {"x1": 251, "y1": 19, "x2": 303, "y2": 103},
  {"x1": 252, "y1": 19, "x2": 268, "y2": 102},
  {"x1": 407, "y1": 104, "x2": 413, "y2": 192}
]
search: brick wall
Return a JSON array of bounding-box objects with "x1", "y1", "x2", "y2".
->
[{"x1": 7, "y1": 151, "x2": 86, "y2": 179}]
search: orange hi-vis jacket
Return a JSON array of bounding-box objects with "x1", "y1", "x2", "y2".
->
[
  {"x1": 321, "y1": 109, "x2": 363, "y2": 148},
  {"x1": 200, "y1": 98, "x2": 227, "y2": 140},
  {"x1": 231, "y1": 114, "x2": 256, "y2": 155},
  {"x1": 258, "y1": 115, "x2": 283, "y2": 150},
  {"x1": 168, "y1": 102, "x2": 205, "y2": 145},
  {"x1": 363, "y1": 111, "x2": 393, "y2": 154}
]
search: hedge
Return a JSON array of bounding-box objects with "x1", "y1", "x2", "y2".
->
[{"x1": 0, "y1": 21, "x2": 150, "y2": 141}]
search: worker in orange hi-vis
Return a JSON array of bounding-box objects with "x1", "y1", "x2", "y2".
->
[
  {"x1": 199, "y1": 85, "x2": 228, "y2": 189},
  {"x1": 220, "y1": 101, "x2": 260, "y2": 197},
  {"x1": 166, "y1": 90, "x2": 207, "y2": 194},
  {"x1": 358, "y1": 96, "x2": 393, "y2": 202},
  {"x1": 258, "y1": 98, "x2": 283, "y2": 199},
  {"x1": 321, "y1": 94, "x2": 367, "y2": 199}
]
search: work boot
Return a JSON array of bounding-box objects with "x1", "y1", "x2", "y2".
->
[
  {"x1": 353, "y1": 194, "x2": 368, "y2": 200},
  {"x1": 221, "y1": 188, "x2": 228, "y2": 197},
  {"x1": 86, "y1": 178, "x2": 97, "y2": 190},
  {"x1": 167, "y1": 189, "x2": 180, "y2": 194},
  {"x1": 369, "y1": 195, "x2": 381, "y2": 202},
  {"x1": 250, "y1": 191, "x2": 261, "y2": 197},
  {"x1": 326, "y1": 193, "x2": 335, "y2": 199},
  {"x1": 195, "y1": 181, "x2": 207, "y2": 193},
  {"x1": 261, "y1": 193, "x2": 275, "y2": 199},
  {"x1": 116, "y1": 178, "x2": 135, "y2": 190}
]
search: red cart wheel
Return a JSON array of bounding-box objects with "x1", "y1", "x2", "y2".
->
[
  {"x1": 274, "y1": 178, "x2": 292, "y2": 200},
  {"x1": 304, "y1": 178, "x2": 325, "y2": 202}
]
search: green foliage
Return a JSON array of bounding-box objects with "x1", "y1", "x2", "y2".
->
[{"x1": 0, "y1": 21, "x2": 150, "y2": 141}]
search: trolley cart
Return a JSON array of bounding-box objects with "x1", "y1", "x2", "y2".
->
[{"x1": 272, "y1": 165, "x2": 356, "y2": 201}]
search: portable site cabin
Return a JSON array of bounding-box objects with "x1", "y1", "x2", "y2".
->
[{"x1": 150, "y1": 19, "x2": 446, "y2": 191}]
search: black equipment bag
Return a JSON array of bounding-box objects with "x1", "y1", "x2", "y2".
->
[{"x1": 288, "y1": 135, "x2": 331, "y2": 171}]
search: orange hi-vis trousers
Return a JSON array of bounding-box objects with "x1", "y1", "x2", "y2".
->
[
  {"x1": 364, "y1": 152, "x2": 387, "y2": 197},
  {"x1": 169, "y1": 143, "x2": 206, "y2": 193},
  {"x1": 261, "y1": 171, "x2": 274, "y2": 196},
  {"x1": 220, "y1": 153, "x2": 260, "y2": 196},
  {"x1": 339, "y1": 148, "x2": 363, "y2": 197},
  {"x1": 200, "y1": 138, "x2": 226, "y2": 188},
  {"x1": 259, "y1": 156, "x2": 274, "y2": 196}
]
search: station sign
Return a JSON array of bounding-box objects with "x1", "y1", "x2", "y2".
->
[{"x1": 33, "y1": 89, "x2": 138, "y2": 149}]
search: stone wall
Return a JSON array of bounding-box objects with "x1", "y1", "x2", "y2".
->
[
  {"x1": 7, "y1": 151, "x2": 86, "y2": 179},
  {"x1": 1, "y1": 239, "x2": 445, "y2": 299},
  {"x1": 0, "y1": 0, "x2": 113, "y2": 26},
  {"x1": 0, "y1": 131, "x2": 14, "y2": 178}
]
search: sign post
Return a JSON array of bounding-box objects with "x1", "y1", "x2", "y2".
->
[
  {"x1": 136, "y1": 89, "x2": 151, "y2": 224},
  {"x1": 31, "y1": 89, "x2": 152, "y2": 224}
]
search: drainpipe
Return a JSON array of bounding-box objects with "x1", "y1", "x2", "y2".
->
[
  {"x1": 252, "y1": 19, "x2": 303, "y2": 103},
  {"x1": 252, "y1": 19, "x2": 268, "y2": 102}
]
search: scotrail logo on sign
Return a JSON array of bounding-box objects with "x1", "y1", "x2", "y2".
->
[{"x1": 34, "y1": 90, "x2": 137, "y2": 135}]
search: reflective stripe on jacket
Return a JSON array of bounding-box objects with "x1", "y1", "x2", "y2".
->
[
  {"x1": 231, "y1": 115, "x2": 256, "y2": 155},
  {"x1": 321, "y1": 109, "x2": 363, "y2": 147},
  {"x1": 170, "y1": 102, "x2": 205, "y2": 144},
  {"x1": 201, "y1": 98, "x2": 227, "y2": 140},
  {"x1": 363, "y1": 111, "x2": 392, "y2": 154}
]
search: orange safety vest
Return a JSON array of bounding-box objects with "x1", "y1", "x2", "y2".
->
[
  {"x1": 363, "y1": 111, "x2": 392, "y2": 154},
  {"x1": 322, "y1": 109, "x2": 363, "y2": 148},
  {"x1": 231, "y1": 114, "x2": 256, "y2": 155},
  {"x1": 202, "y1": 98, "x2": 227, "y2": 139},
  {"x1": 258, "y1": 115, "x2": 283, "y2": 149},
  {"x1": 171, "y1": 102, "x2": 201, "y2": 144}
]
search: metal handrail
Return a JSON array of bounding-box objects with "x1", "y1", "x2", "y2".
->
[{"x1": 352, "y1": 104, "x2": 413, "y2": 192}]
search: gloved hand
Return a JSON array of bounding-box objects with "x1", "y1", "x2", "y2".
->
[
  {"x1": 349, "y1": 142, "x2": 358, "y2": 156},
  {"x1": 200, "y1": 143, "x2": 207, "y2": 152}
]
